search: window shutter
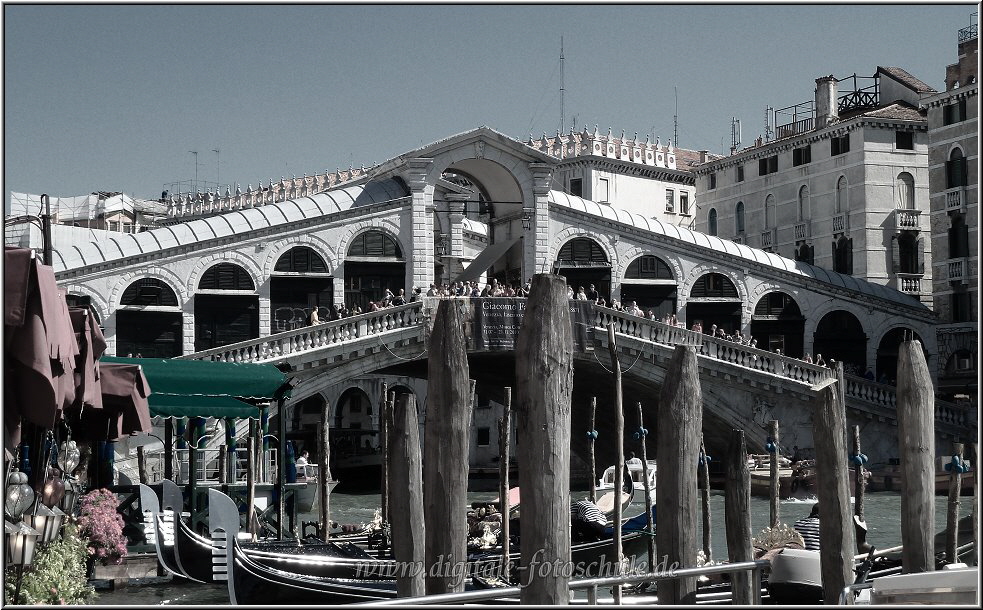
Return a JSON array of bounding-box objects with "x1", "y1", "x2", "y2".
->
[
  {"x1": 890, "y1": 235, "x2": 900, "y2": 274},
  {"x1": 847, "y1": 239, "x2": 854, "y2": 275},
  {"x1": 916, "y1": 238, "x2": 925, "y2": 275},
  {"x1": 808, "y1": 245, "x2": 815, "y2": 265}
]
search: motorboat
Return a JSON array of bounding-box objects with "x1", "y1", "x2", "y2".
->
[
  {"x1": 294, "y1": 463, "x2": 340, "y2": 514},
  {"x1": 597, "y1": 459, "x2": 656, "y2": 503}
]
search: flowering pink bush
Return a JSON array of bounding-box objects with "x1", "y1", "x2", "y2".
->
[{"x1": 76, "y1": 488, "x2": 127, "y2": 566}]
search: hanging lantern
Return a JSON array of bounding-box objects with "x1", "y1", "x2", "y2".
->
[
  {"x1": 42, "y1": 474, "x2": 66, "y2": 507},
  {"x1": 57, "y1": 440, "x2": 80, "y2": 474},
  {"x1": 60, "y1": 477, "x2": 81, "y2": 515},
  {"x1": 46, "y1": 506, "x2": 66, "y2": 542},
  {"x1": 5, "y1": 470, "x2": 35, "y2": 520},
  {"x1": 24, "y1": 502, "x2": 59, "y2": 543},
  {"x1": 4, "y1": 520, "x2": 40, "y2": 567}
]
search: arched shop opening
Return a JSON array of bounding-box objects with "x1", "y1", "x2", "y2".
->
[
  {"x1": 344, "y1": 231, "x2": 405, "y2": 313},
  {"x1": 687, "y1": 273, "x2": 742, "y2": 334},
  {"x1": 875, "y1": 327, "x2": 924, "y2": 383},
  {"x1": 554, "y1": 237, "x2": 611, "y2": 303},
  {"x1": 332, "y1": 386, "x2": 381, "y2": 488},
  {"x1": 619, "y1": 255, "x2": 677, "y2": 319},
  {"x1": 813, "y1": 310, "x2": 867, "y2": 371},
  {"x1": 750, "y1": 292, "x2": 805, "y2": 357},
  {"x1": 270, "y1": 246, "x2": 333, "y2": 332},
  {"x1": 287, "y1": 393, "x2": 326, "y2": 460},
  {"x1": 115, "y1": 278, "x2": 182, "y2": 357},
  {"x1": 66, "y1": 294, "x2": 100, "y2": 325},
  {"x1": 194, "y1": 263, "x2": 258, "y2": 352}
]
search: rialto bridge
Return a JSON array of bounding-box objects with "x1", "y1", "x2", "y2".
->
[{"x1": 50, "y1": 127, "x2": 972, "y2": 466}]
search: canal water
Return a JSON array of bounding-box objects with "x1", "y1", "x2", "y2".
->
[{"x1": 96, "y1": 490, "x2": 971, "y2": 605}]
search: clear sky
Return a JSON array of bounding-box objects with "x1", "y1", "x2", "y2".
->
[{"x1": 3, "y1": 3, "x2": 977, "y2": 210}]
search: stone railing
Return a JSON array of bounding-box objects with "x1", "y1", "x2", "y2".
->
[
  {"x1": 948, "y1": 258, "x2": 967, "y2": 282},
  {"x1": 181, "y1": 301, "x2": 426, "y2": 363},
  {"x1": 843, "y1": 374, "x2": 974, "y2": 436},
  {"x1": 945, "y1": 187, "x2": 965, "y2": 212},
  {"x1": 760, "y1": 229, "x2": 775, "y2": 249},
  {"x1": 896, "y1": 274, "x2": 922, "y2": 295},
  {"x1": 794, "y1": 221, "x2": 811, "y2": 241},
  {"x1": 832, "y1": 213, "x2": 848, "y2": 234},
  {"x1": 895, "y1": 209, "x2": 922, "y2": 231}
]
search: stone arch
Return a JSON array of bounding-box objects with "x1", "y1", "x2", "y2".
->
[
  {"x1": 186, "y1": 251, "x2": 264, "y2": 295},
  {"x1": 619, "y1": 252, "x2": 679, "y2": 319},
  {"x1": 681, "y1": 264, "x2": 748, "y2": 333},
  {"x1": 616, "y1": 245, "x2": 684, "y2": 286},
  {"x1": 335, "y1": 220, "x2": 406, "y2": 268},
  {"x1": 750, "y1": 291, "x2": 805, "y2": 357},
  {"x1": 812, "y1": 309, "x2": 867, "y2": 370},
  {"x1": 874, "y1": 326, "x2": 925, "y2": 382},
  {"x1": 262, "y1": 235, "x2": 337, "y2": 278},
  {"x1": 798, "y1": 184, "x2": 811, "y2": 220},
  {"x1": 423, "y1": 150, "x2": 532, "y2": 221},
  {"x1": 62, "y1": 283, "x2": 110, "y2": 323},
  {"x1": 550, "y1": 231, "x2": 615, "y2": 302},
  {"x1": 835, "y1": 175, "x2": 849, "y2": 213},
  {"x1": 109, "y1": 267, "x2": 188, "y2": 311},
  {"x1": 896, "y1": 172, "x2": 915, "y2": 210}
]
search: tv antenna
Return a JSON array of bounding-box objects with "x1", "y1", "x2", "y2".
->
[
  {"x1": 673, "y1": 86, "x2": 678, "y2": 147},
  {"x1": 212, "y1": 149, "x2": 221, "y2": 188},
  {"x1": 189, "y1": 150, "x2": 199, "y2": 193},
  {"x1": 559, "y1": 36, "x2": 565, "y2": 134},
  {"x1": 731, "y1": 117, "x2": 742, "y2": 153}
]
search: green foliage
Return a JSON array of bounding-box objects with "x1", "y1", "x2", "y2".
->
[{"x1": 5, "y1": 522, "x2": 96, "y2": 605}]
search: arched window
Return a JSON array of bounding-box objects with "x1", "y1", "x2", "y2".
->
[
  {"x1": 625, "y1": 256, "x2": 673, "y2": 280},
  {"x1": 896, "y1": 172, "x2": 915, "y2": 210},
  {"x1": 690, "y1": 273, "x2": 738, "y2": 298},
  {"x1": 708, "y1": 208, "x2": 718, "y2": 236},
  {"x1": 121, "y1": 278, "x2": 179, "y2": 306},
  {"x1": 735, "y1": 202, "x2": 745, "y2": 234},
  {"x1": 764, "y1": 194, "x2": 775, "y2": 228},
  {"x1": 947, "y1": 147, "x2": 967, "y2": 188},
  {"x1": 199, "y1": 263, "x2": 254, "y2": 291},
  {"x1": 557, "y1": 237, "x2": 608, "y2": 265},
  {"x1": 348, "y1": 231, "x2": 403, "y2": 258},
  {"x1": 896, "y1": 233, "x2": 919, "y2": 274},
  {"x1": 798, "y1": 185, "x2": 810, "y2": 221},
  {"x1": 833, "y1": 236, "x2": 853, "y2": 275},
  {"x1": 795, "y1": 243, "x2": 814, "y2": 265},
  {"x1": 949, "y1": 215, "x2": 970, "y2": 257},
  {"x1": 274, "y1": 246, "x2": 329, "y2": 273},
  {"x1": 835, "y1": 176, "x2": 848, "y2": 213}
]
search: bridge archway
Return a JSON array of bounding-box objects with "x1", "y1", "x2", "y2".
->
[
  {"x1": 117, "y1": 278, "x2": 183, "y2": 357},
  {"x1": 555, "y1": 237, "x2": 612, "y2": 303},
  {"x1": 194, "y1": 262, "x2": 259, "y2": 352},
  {"x1": 620, "y1": 255, "x2": 677, "y2": 319},
  {"x1": 813, "y1": 310, "x2": 866, "y2": 370},
  {"x1": 687, "y1": 272, "x2": 741, "y2": 334},
  {"x1": 343, "y1": 230, "x2": 405, "y2": 312},
  {"x1": 750, "y1": 292, "x2": 805, "y2": 357},
  {"x1": 270, "y1": 246, "x2": 334, "y2": 332},
  {"x1": 875, "y1": 327, "x2": 924, "y2": 383}
]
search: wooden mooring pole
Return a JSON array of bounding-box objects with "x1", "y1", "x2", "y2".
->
[
  {"x1": 424, "y1": 299, "x2": 472, "y2": 594},
  {"x1": 725, "y1": 429, "x2": 753, "y2": 606},
  {"x1": 379, "y1": 382, "x2": 389, "y2": 526},
  {"x1": 655, "y1": 345, "x2": 703, "y2": 605},
  {"x1": 588, "y1": 396, "x2": 597, "y2": 504},
  {"x1": 391, "y1": 393, "x2": 425, "y2": 597},
  {"x1": 974, "y1": 443, "x2": 979, "y2": 567},
  {"x1": 636, "y1": 402, "x2": 655, "y2": 572},
  {"x1": 606, "y1": 324, "x2": 625, "y2": 605},
  {"x1": 137, "y1": 445, "x2": 148, "y2": 484},
  {"x1": 218, "y1": 448, "x2": 227, "y2": 485},
  {"x1": 699, "y1": 439, "x2": 712, "y2": 561},
  {"x1": 319, "y1": 400, "x2": 332, "y2": 540},
  {"x1": 853, "y1": 425, "x2": 871, "y2": 554},
  {"x1": 247, "y1": 420, "x2": 257, "y2": 541},
  {"x1": 498, "y1": 387, "x2": 512, "y2": 580},
  {"x1": 516, "y1": 274, "x2": 574, "y2": 605},
  {"x1": 812, "y1": 362, "x2": 855, "y2": 603},
  {"x1": 769, "y1": 419, "x2": 780, "y2": 528},
  {"x1": 896, "y1": 340, "x2": 935, "y2": 573},
  {"x1": 945, "y1": 442, "x2": 964, "y2": 564}
]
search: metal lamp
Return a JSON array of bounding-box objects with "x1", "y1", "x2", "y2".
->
[
  {"x1": 5, "y1": 520, "x2": 40, "y2": 566},
  {"x1": 24, "y1": 501, "x2": 61, "y2": 543},
  {"x1": 59, "y1": 477, "x2": 81, "y2": 515},
  {"x1": 57, "y1": 440, "x2": 80, "y2": 474},
  {"x1": 5, "y1": 469, "x2": 35, "y2": 520},
  {"x1": 521, "y1": 207, "x2": 534, "y2": 231}
]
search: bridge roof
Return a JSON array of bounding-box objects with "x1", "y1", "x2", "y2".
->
[
  {"x1": 549, "y1": 191, "x2": 928, "y2": 310},
  {"x1": 52, "y1": 178, "x2": 408, "y2": 272}
]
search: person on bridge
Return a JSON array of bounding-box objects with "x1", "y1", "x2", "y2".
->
[{"x1": 309, "y1": 309, "x2": 320, "y2": 325}]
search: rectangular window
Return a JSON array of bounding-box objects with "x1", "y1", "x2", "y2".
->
[
  {"x1": 951, "y1": 291, "x2": 971, "y2": 322},
  {"x1": 758, "y1": 155, "x2": 778, "y2": 175},
  {"x1": 896, "y1": 131, "x2": 914, "y2": 150},
  {"x1": 947, "y1": 158, "x2": 968, "y2": 188},
  {"x1": 597, "y1": 178, "x2": 609, "y2": 203},
  {"x1": 736, "y1": 165, "x2": 745, "y2": 182},
  {"x1": 943, "y1": 99, "x2": 968, "y2": 125},
  {"x1": 476, "y1": 427, "x2": 491, "y2": 447},
  {"x1": 680, "y1": 192, "x2": 690, "y2": 215},
  {"x1": 831, "y1": 134, "x2": 850, "y2": 156},
  {"x1": 569, "y1": 178, "x2": 583, "y2": 197},
  {"x1": 708, "y1": 173, "x2": 717, "y2": 190},
  {"x1": 665, "y1": 189, "x2": 675, "y2": 213},
  {"x1": 792, "y1": 145, "x2": 812, "y2": 166}
]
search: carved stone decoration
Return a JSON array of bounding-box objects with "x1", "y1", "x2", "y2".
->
[{"x1": 474, "y1": 141, "x2": 485, "y2": 159}]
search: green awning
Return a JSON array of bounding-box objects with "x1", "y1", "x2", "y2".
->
[
  {"x1": 100, "y1": 357, "x2": 290, "y2": 401},
  {"x1": 148, "y1": 394, "x2": 263, "y2": 419}
]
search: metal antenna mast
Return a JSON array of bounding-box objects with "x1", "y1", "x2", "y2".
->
[
  {"x1": 673, "y1": 86, "x2": 678, "y2": 147},
  {"x1": 212, "y1": 149, "x2": 221, "y2": 188},
  {"x1": 189, "y1": 150, "x2": 199, "y2": 193},
  {"x1": 559, "y1": 36, "x2": 565, "y2": 134}
]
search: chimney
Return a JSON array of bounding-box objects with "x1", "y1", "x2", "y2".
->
[
  {"x1": 699, "y1": 150, "x2": 710, "y2": 164},
  {"x1": 815, "y1": 75, "x2": 839, "y2": 127}
]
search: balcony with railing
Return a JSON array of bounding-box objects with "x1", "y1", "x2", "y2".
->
[
  {"x1": 760, "y1": 228, "x2": 775, "y2": 249},
  {"x1": 945, "y1": 187, "x2": 966, "y2": 212},
  {"x1": 895, "y1": 209, "x2": 922, "y2": 232},
  {"x1": 896, "y1": 274, "x2": 922, "y2": 295},
  {"x1": 794, "y1": 221, "x2": 811, "y2": 241},
  {"x1": 832, "y1": 213, "x2": 849, "y2": 234},
  {"x1": 948, "y1": 258, "x2": 969, "y2": 283}
]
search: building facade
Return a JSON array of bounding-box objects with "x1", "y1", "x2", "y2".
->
[
  {"x1": 921, "y1": 23, "x2": 978, "y2": 401},
  {"x1": 692, "y1": 67, "x2": 936, "y2": 306}
]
